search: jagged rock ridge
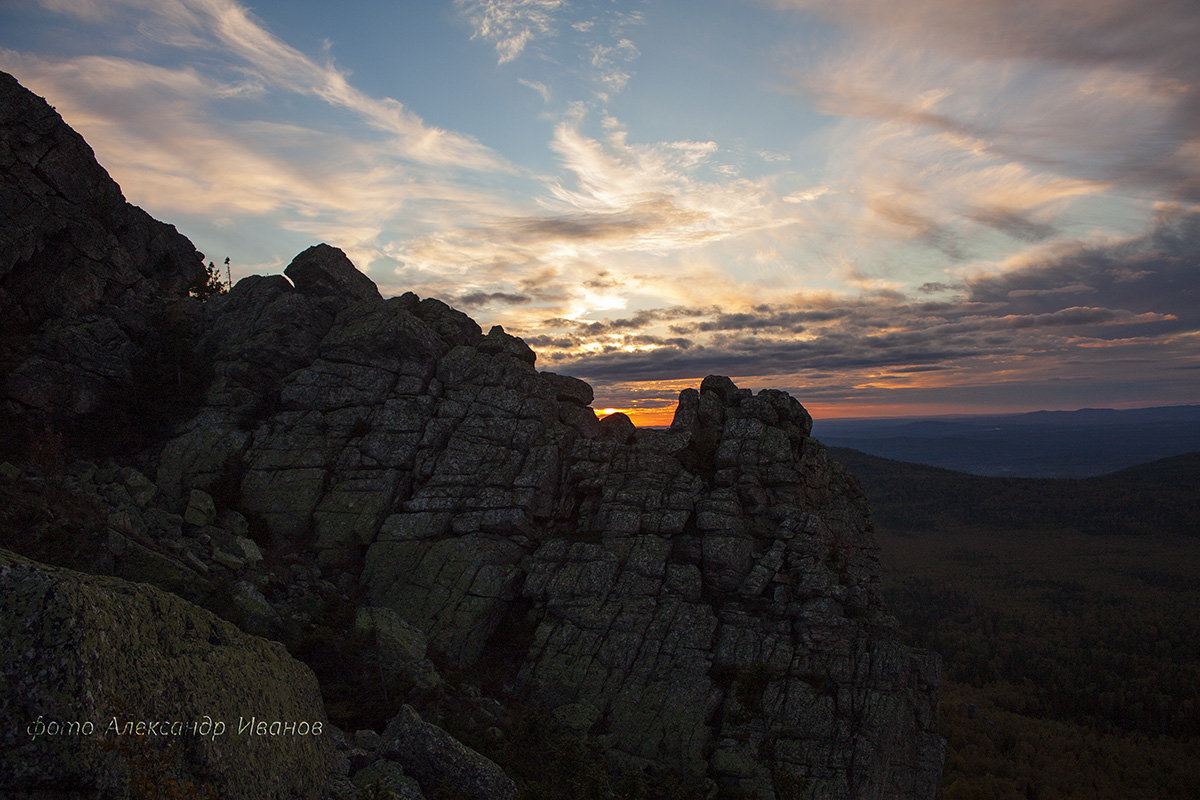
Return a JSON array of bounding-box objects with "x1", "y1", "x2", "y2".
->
[{"x1": 0, "y1": 71, "x2": 943, "y2": 799}]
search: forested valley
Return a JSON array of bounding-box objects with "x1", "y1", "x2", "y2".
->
[{"x1": 831, "y1": 448, "x2": 1200, "y2": 799}]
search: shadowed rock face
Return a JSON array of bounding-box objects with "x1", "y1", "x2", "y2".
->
[
  {"x1": 285, "y1": 243, "x2": 383, "y2": 306},
  {"x1": 0, "y1": 71, "x2": 205, "y2": 452},
  {"x1": 0, "y1": 548, "x2": 339, "y2": 799},
  {"x1": 0, "y1": 72, "x2": 943, "y2": 799},
  {"x1": 142, "y1": 253, "x2": 942, "y2": 797}
]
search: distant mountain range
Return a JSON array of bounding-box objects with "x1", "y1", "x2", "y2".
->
[
  {"x1": 829, "y1": 446, "x2": 1200, "y2": 538},
  {"x1": 815, "y1": 405, "x2": 1200, "y2": 477}
]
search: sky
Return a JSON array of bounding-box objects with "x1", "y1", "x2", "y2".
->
[{"x1": 2, "y1": 0, "x2": 1198, "y2": 423}]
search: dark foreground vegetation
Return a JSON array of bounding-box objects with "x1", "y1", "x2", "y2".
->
[{"x1": 832, "y1": 448, "x2": 1200, "y2": 799}]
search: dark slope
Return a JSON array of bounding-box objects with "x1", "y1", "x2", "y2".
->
[{"x1": 833, "y1": 446, "x2": 1200, "y2": 798}]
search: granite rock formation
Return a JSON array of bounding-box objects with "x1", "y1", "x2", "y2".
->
[
  {"x1": 0, "y1": 71, "x2": 943, "y2": 799},
  {"x1": 0, "y1": 71, "x2": 206, "y2": 456},
  {"x1": 0, "y1": 548, "x2": 339, "y2": 799}
]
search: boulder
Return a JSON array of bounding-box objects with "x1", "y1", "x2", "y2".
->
[
  {"x1": 351, "y1": 760, "x2": 426, "y2": 799},
  {"x1": 183, "y1": 488, "x2": 217, "y2": 527},
  {"x1": 354, "y1": 606, "x2": 443, "y2": 691},
  {"x1": 0, "y1": 548, "x2": 338, "y2": 799},
  {"x1": 380, "y1": 705, "x2": 516, "y2": 800},
  {"x1": 284, "y1": 243, "x2": 382, "y2": 306}
]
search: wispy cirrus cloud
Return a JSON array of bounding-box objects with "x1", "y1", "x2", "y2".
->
[
  {"x1": 457, "y1": 0, "x2": 644, "y2": 103},
  {"x1": 518, "y1": 77, "x2": 551, "y2": 103},
  {"x1": 773, "y1": 0, "x2": 1200, "y2": 74},
  {"x1": 778, "y1": 0, "x2": 1200, "y2": 211},
  {"x1": 387, "y1": 104, "x2": 811, "y2": 327},
  {"x1": 455, "y1": 0, "x2": 564, "y2": 64},
  {"x1": 3, "y1": 0, "x2": 521, "y2": 283},
  {"x1": 713, "y1": 0, "x2": 1200, "y2": 348},
  {"x1": 34, "y1": 0, "x2": 506, "y2": 170},
  {"x1": 587, "y1": 31, "x2": 639, "y2": 99}
]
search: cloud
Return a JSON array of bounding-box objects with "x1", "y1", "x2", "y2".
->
[
  {"x1": 453, "y1": 291, "x2": 533, "y2": 307},
  {"x1": 774, "y1": 0, "x2": 1200, "y2": 75},
  {"x1": 458, "y1": 1, "x2": 646, "y2": 103},
  {"x1": 545, "y1": 306, "x2": 709, "y2": 335},
  {"x1": 507, "y1": 199, "x2": 710, "y2": 245},
  {"x1": 518, "y1": 77, "x2": 551, "y2": 103},
  {"x1": 539, "y1": 111, "x2": 791, "y2": 250},
  {"x1": 588, "y1": 36, "x2": 639, "y2": 97},
  {"x1": 393, "y1": 109, "x2": 756, "y2": 289},
  {"x1": 455, "y1": 0, "x2": 564, "y2": 64},
  {"x1": 384, "y1": 104, "x2": 811, "y2": 328},
  {"x1": 27, "y1": 0, "x2": 506, "y2": 172},
  {"x1": 804, "y1": 85, "x2": 1114, "y2": 262},
  {"x1": 965, "y1": 207, "x2": 1200, "y2": 327},
  {"x1": 783, "y1": 187, "x2": 830, "y2": 203},
  {"x1": 692, "y1": 310, "x2": 815, "y2": 333},
  {"x1": 965, "y1": 207, "x2": 1057, "y2": 242},
  {"x1": 779, "y1": 0, "x2": 1200, "y2": 204},
  {"x1": 538, "y1": 209, "x2": 1200, "y2": 414},
  {"x1": 758, "y1": 150, "x2": 792, "y2": 164}
]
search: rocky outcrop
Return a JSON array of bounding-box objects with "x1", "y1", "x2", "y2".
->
[
  {"x1": 516, "y1": 377, "x2": 944, "y2": 797},
  {"x1": 0, "y1": 71, "x2": 943, "y2": 799},
  {"x1": 0, "y1": 548, "x2": 338, "y2": 799},
  {"x1": 0, "y1": 70, "x2": 205, "y2": 455},
  {"x1": 137, "y1": 251, "x2": 942, "y2": 796}
]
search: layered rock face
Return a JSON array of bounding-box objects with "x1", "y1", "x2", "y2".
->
[
  {"x1": 0, "y1": 72, "x2": 943, "y2": 799},
  {"x1": 142, "y1": 242, "x2": 942, "y2": 796}
]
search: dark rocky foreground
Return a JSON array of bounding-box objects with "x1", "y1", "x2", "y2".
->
[{"x1": 0, "y1": 71, "x2": 943, "y2": 799}]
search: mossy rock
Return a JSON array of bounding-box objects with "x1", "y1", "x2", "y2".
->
[{"x1": 0, "y1": 548, "x2": 338, "y2": 799}]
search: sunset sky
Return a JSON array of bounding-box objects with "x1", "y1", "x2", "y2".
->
[{"x1": 2, "y1": 0, "x2": 1198, "y2": 423}]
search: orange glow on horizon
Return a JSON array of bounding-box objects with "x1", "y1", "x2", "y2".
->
[
  {"x1": 598, "y1": 405, "x2": 678, "y2": 427},
  {"x1": 596, "y1": 398, "x2": 1181, "y2": 426},
  {"x1": 609, "y1": 402, "x2": 970, "y2": 425},
  {"x1": 598, "y1": 400, "x2": 962, "y2": 427},
  {"x1": 602, "y1": 400, "x2": 1046, "y2": 426}
]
